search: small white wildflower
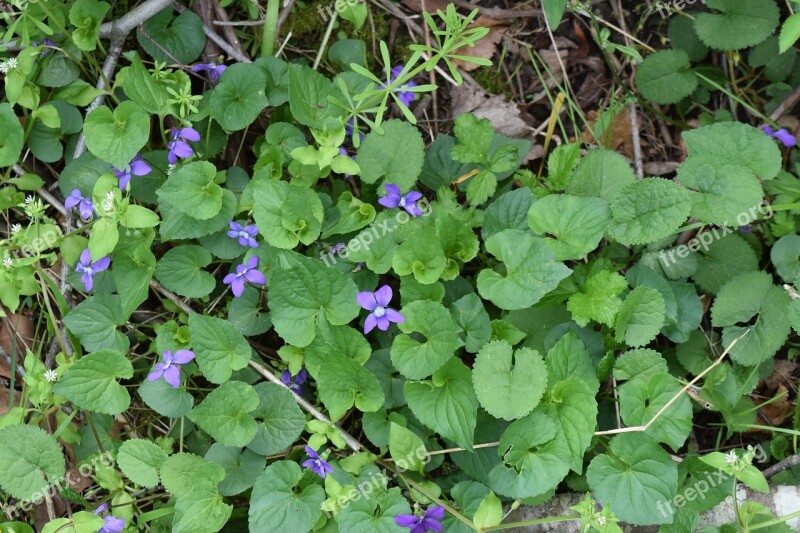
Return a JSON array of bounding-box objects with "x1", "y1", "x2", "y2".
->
[
  {"x1": 5, "y1": 57, "x2": 18, "y2": 70},
  {"x1": 44, "y1": 369, "x2": 58, "y2": 383},
  {"x1": 0, "y1": 62, "x2": 8, "y2": 75},
  {"x1": 596, "y1": 516, "x2": 607, "y2": 526},
  {"x1": 166, "y1": 163, "x2": 176, "y2": 176},
  {"x1": 10, "y1": 223, "x2": 22, "y2": 235},
  {"x1": 24, "y1": 195, "x2": 34, "y2": 204},
  {"x1": 725, "y1": 450, "x2": 738, "y2": 465},
  {"x1": 2, "y1": 257, "x2": 12, "y2": 269}
]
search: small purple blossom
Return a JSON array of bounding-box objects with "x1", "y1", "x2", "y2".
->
[
  {"x1": 32, "y1": 39, "x2": 56, "y2": 58},
  {"x1": 740, "y1": 225, "x2": 751, "y2": 233},
  {"x1": 378, "y1": 184, "x2": 424, "y2": 217},
  {"x1": 75, "y1": 249, "x2": 110, "y2": 292},
  {"x1": 302, "y1": 446, "x2": 333, "y2": 478},
  {"x1": 93, "y1": 503, "x2": 125, "y2": 533},
  {"x1": 357, "y1": 285, "x2": 404, "y2": 334},
  {"x1": 167, "y1": 127, "x2": 201, "y2": 165},
  {"x1": 65, "y1": 189, "x2": 94, "y2": 220},
  {"x1": 146, "y1": 350, "x2": 195, "y2": 388},
  {"x1": 763, "y1": 126, "x2": 797, "y2": 148},
  {"x1": 223, "y1": 256, "x2": 266, "y2": 297},
  {"x1": 190, "y1": 62, "x2": 228, "y2": 81},
  {"x1": 384, "y1": 66, "x2": 417, "y2": 108},
  {"x1": 227, "y1": 221, "x2": 259, "y2": 248},
  {"x1": 281, "y1": 368, "x2": 308, "y2": 394},
  {"x1": 396, "y1": 506, "x2": 445, "y2": 533},
  {"x1": 113, "y1": 153, "x2": 152, "y2": 190}
]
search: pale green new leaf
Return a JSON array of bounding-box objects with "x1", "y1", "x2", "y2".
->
[
  {"x1": 472, "y1": 340, "x2": 547, "y2": 421},
  {"x1": 118, "y1": 439, "x2": 168, "y2": 488},
  {"x1": 252, "y1": 177, "x2": 324, "y2": 249},
  {"x1": 356, "y1": 120, "x2": 425, "y2": 190},
  {"x1": 614, "y1": 286, "x2": 666, "y2": 347},
  {"x1": 567, "y1": 270, "x2": 627, "y2": 327},
  {"x1": 528, "y1": 194, "x2": 610, "y2": 260},
  {"x1": 157, "y1": 162, "x2": 223, "y2": 221}
]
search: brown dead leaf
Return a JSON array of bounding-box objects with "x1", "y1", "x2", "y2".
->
[
  {"x1": 582, "y1": 108, "x2": 642, "y2": 157},
  {"x1": 0, "y1": 387, "x2": 21, "y2": 416},
  {"x1": 452, "y1": 84, "x2": 530, "y2": 137},
  {"x1": 755, "y1": 385, "x2": 795, "y2": 427},
  {"x1": 764, "y1": 360, "x2": 798, "y2": 390},
  {"x1": 451, "y1": 17, "x2": 507, "y2": 72},
  {"x1": 401, "y1": 0, "x2": 451, "y2": 13}
]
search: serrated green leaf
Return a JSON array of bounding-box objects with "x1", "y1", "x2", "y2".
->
[
  {"x1": 188, "y1": 381, "x2": 260, "y2": 447},
  {"x1": 637, "y1": 49, "x2": 697, "y2": 104},
  {"x1": 154, "y1": 245, "x2": 215, "y2": 298},
  {"x1": 53, "y1": 350, "x2": 133, "y2": 415},
  {"x1": 247, "y1": 382, "x2": 305, "y2": 456},
  {"x1": 608, "y1": 179, "x2": 691, "y2": 245},
  {"x1": 211, "y1": 63, "x2": 269, "y2": 131},
  {"x1": 269, "y1": 251, "x2": 359, "y2": 347},
  {"x1": 356, "y1": 120, "x2": 425, "y2": 190},
  {"x1": 619, "y1": 373, "x2": 692, "y2": 451},
  {"x1": 566, "y1": 148, "x2": 636, "y2": 201},
  {"x1": 567, "y1": 270, "x2": 627, "y2": 327},
  {"x1": 249, "y1": 461, "x2": 324, "y2": 531},
  {"x1": 528, "y1": 194, "x2": 610, "y2": 260},
  {"x1": 586, "y1": 433, "x2": 678, "y2": 525},
  {"x1": 157, "y1": 162, "x2": 223, "y2": 221},
  {"x1": 614, "y1": 286, "x2": 666, "y2": 347},
  {"x1": 404, "y1": 358, "x2": 477, "y2": 450},
  {"x1": 252, "y1": 177, "x2": 324, "y2": 249},
  {"x1": 694, "y1": 0, "x2": 779, "y2": 51},
  {"x1": 160, "y1": 452, "x2": 226, "y2": 498},
  {"x1": 0, "y1": 425, "x2": 66, "y2": 500},
  {"x1": 390, "y1": 300, "x2": 463, "y2": 379},
  {"x1": 711, "y1": 271, "x2": 791, "y2": 366},
  {"x1": 477, "y1": 229, "x2": 571, "y2": 310},
  {"x1": 118, "y1": 439, "x2": 168, "y2": 488}
]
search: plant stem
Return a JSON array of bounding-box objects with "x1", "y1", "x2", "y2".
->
[
  {"x1": 313, "y1": 12, "x2": 337, "y2": 70},
  {"x1": 747, "y1": 509, "x2": 800, "y2": 530},
  {"x1": 261, "y1": 0, "x2": 280, "y2": 57},
  {"x1": 481, "y1": 514, "x2": 581, "y2": 531}
]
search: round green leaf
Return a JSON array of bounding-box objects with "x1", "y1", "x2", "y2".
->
[
  {"x1": 472, "y1": 340, "x2": 547, "y2": 421},
  {"x1": 211, "y1": 63, "x2": 269, "y2": 131},
  {"x1": 118, "y1": 439, "x2": 168, "y2": 488},
  {"x1": 52, "y1": 350, "x2": 134, "y2": 415},
  {"x1": 637, "y1": 49, "x2": 698, "y2": 105},
  {"x1": 155, "y1": 245, "x2": 216, "y2": 298},
  {"x1": 83, "y1": 102, "x2": 150, "y2": 169}
]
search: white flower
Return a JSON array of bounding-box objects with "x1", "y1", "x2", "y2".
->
[
  {"x1": 44, "y1": 369, "x2": 58, "y2": 383},
  {"x1": 0, "y1": 63, "x2": 7, "y2": 75},
  {"x1": 596, "y1": 516, "x2": 607, "y2": 525},
  {"x1": 10, "y1": 223, "x2": 22, "y2": 235},
  {"x1": 2, "y1": 257, "x2": 12, "y2": 269},
  {"x1": 725, "y1": 450, "x2": 738, "y2": 465},
  {"x1": 5, "y1": 57, "x2": 18, "y2": 70},
  {"x1": 24, "y1": 195, "x2": 34, "y2": 205}
]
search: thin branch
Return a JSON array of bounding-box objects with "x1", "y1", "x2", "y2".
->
[
  {"x1": 763, "y1": 454, "x2": 800, "y2": 479},
  {"x1": 98, "y1": 0, "x2": 173, "y2": 39},
  {"x1": 171, "y1": 1, "x2": 251, "y2": 63}
]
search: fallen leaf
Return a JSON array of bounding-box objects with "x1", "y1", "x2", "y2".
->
[{"x1": 452, "y1": 84, "x2": 530, "y2": 137}]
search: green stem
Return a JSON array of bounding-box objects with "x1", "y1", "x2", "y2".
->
[
  {"x1": 768, "y1": 203, "x2": 800, "y2": 212},
  {"x1": 313, "y1": 12, "x2": 337, "y2": 70},
  {"x1": 732, "y1": 479, "x2": 741, "y2": 526},
  {"x1": 482, "y1": 515, "x2": 580, "y2": 531},
  {"x1": 747, "y1": 509, "x2": 800, "y2": 530},
  {"x1": 85, "y1": 411, "x2": 106, "y2": 454},
  {"x1": 261, "y1": 0, "x2": 280, "y2": 57}
]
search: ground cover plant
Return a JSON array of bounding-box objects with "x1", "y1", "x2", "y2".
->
[{"x1": 2, "y1": 0, "x2": 800, "y2": 531}]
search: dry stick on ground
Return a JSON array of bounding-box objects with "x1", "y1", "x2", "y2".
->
[
  {"x1": 147, "y1": 279, "x2": 364, "y2": 452},
  {"x1": 763, "y1": 454, "x2": 800, "y2": 479}
]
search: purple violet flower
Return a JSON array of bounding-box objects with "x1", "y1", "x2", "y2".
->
[
  {"x1": 75, "y1": 249, "x2": 110, "y2": 292},
  {"x1": 378, "y1": 184, "x2": 424, "y2": 217},
  {"x1": 763, "y1": 126, "x2": 797, "y2": 148},
  {"x1": 93, "y1": 503, "x2": 125, "y2": 533},
  {"x1": 281, "y1": 368, "x2": 308, "y2": 394},
  {"x1": 384, "y1": 66, "x2": 417, "y2": 108},
  {"x1": 227, "y1": 221, "x2": 259, "y2": 248},
  {"x1": 113, "y1": 153, "x2": 152, "y2": 190},
  {"x1": 32, "y1": 39, "x2": 56, "y2": 58},
  {"x1": 64, "y1": 189, "x2": 94, "y2": 220},
  {"x1": 146, "y1": 350, "x2": 195, "y2": 388},
  {"x1": 396, "y1": 506, "x2": 445, "y2": 533},
  {"x1": 302, "y1": 446, "x2": 333, "y2": 479},
  {"x1": 357, "y1": 285, "x2": 404, "y2": 334},
  {"x1": 167, "y1": 127, "x2": 201, "y2": 165},
  {"x1": 223, "y1": 256, "x2": 266, "y2": 297},
  {"x1": 190, "y1": 62, "x2": 228, "y2": 81},
  {"x1": 740, "y1": 225, "x2": 751, "y2": 233}
]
